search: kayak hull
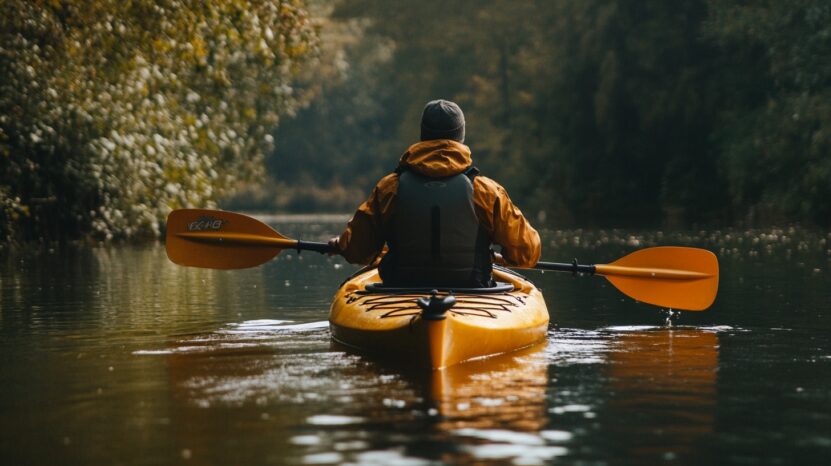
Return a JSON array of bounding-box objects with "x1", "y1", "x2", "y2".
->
[{"x1": 329, "y1": 268, "x2": 549, "y2": 369}]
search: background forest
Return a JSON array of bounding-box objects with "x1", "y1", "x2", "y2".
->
[{"x1": 3, "y1": 0, "x2": 830, "y2": 243}]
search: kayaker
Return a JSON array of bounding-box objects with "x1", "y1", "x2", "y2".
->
[{"x1": 329, "y1": 99, "x2": 541, "y2": 287}]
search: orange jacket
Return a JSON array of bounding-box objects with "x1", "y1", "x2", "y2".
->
[{"x1": 336, "y1": 139, "x2": 541, "y2": 267}]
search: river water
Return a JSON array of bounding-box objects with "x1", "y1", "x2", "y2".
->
[{"x1": 1, "y1": 217, "x2": 830, "y2": 465}]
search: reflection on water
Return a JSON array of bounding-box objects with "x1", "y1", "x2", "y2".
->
[
  {"x1": 430, "y1": 344, "x2": 549, "y2": 431},
  {"x1": 2, "y1": 222, "x2": 830, "y2": 465},
  {"x1": 604, "y1": 327, "x2": 719, "y2": 464},
  {"x1": 140, "y1": 318, "x2": 724, "y2": 465},
  {"x1": 432, "y1": 345, "x2": 570, "y2": 464},
  {"x1": 152, "y1": 319, "x2": 561, "y2": 464}
]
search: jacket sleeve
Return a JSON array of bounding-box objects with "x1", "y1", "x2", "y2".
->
[
  {"x1": 473, "y1": 177, "x2": 541, "y2": 267},
  {"x1": 336, "y1": 174, "x2": 398, "y2": 264}
]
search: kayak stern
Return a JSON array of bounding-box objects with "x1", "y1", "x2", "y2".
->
[{"x1": 329, "y1": 268, "x2": 549, "y2": 370}]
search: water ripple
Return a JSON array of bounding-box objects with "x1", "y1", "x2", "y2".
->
[{"x1": 133, "y1": 319, "x2": 330, "y2": 355}]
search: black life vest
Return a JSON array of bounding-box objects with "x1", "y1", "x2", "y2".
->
[{"x1": 379, "y1": 167, "x2": 493, "y2": 287}]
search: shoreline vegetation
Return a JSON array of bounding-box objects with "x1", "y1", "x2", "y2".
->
[
  {"x1": 220, "y1": 181, "x2": 366, "y2": 215},
  {"x1": 3, "y1": 1, "x2": 830, "y2": 246}
]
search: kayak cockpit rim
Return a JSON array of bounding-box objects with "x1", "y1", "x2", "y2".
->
[{"x1": 360, "y1": 282, "x2": 515, "y2": 294}]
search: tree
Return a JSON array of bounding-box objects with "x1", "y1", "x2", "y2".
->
[
  {"x1": 0, "y1": 0, "x2": 319, "y2": 242},
  {"x1": 705, "y1": 0, "x2": 831, "y2": 225}
]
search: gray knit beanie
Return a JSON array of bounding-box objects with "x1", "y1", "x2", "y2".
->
[{"x1": 420, "y1": 99, "x2": 465, "y2": 143}]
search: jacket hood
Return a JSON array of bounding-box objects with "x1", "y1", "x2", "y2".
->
[{"x1": 397, "y1": 139, "x2": 473, "y2": 177}]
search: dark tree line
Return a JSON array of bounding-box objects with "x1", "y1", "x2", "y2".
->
[{"x1": 268, "y1": 0, "x2": 831, "y2": 227}]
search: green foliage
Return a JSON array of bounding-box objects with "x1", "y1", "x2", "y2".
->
[
  {"x1": 1, "y1": 0, "x2": 318, "y2": 242},
  {"x1": 704, "y1": 0, "x2": 831, "y2": 224},
  {"x1": 267, "y1": 10, "x2": 398, "y2": 200}
]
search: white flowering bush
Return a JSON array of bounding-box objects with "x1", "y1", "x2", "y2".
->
[{"x1": 0, "y1": 0, "x2": 318, "y2": 241}]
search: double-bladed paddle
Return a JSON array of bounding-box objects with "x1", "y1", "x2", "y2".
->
[{"x1": 166, "y1": 209, "x2": 718, "y2": 311}]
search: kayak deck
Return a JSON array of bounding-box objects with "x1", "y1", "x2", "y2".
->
[{"x1": 329, "y1": 267, "x2": 549, "y2": 369}]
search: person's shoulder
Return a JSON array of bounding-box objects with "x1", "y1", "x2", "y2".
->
[
  {"x1": 374, "y1": 172, "x2": 400, "y2": 194},
  {"x1": 473, "y1": 175, "x2": 507, "y2": 196}
]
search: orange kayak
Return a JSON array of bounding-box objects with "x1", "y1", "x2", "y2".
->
[{"x1": 329, "y1": 267, "x2": 549, "y2": 370}]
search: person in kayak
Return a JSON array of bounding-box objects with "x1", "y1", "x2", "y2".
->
[{"x1": 329, "y1": 99, "x2": 541, "y2": 287}]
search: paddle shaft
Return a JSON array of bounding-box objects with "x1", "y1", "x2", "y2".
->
[
  {"x1": 494, "y1": 253, "x2": 595, "y2": 274},
  {"x1": 175, "y1": 231, "x2": 332, "y2": 254},
  {"x1": 175, "y1": 231, "x2": 699, "y2": 279},
  {"x1": 296, "y1": 240, "x2": 333, "y2": 254},
  {"x1": 534, "y1": 260, "x2": 596, "y2": 274}
]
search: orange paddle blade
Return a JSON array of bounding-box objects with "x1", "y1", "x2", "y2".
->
[
  {"x1": 166, "y1": 209, "x2": 293, "y2": 269},
  {"x1": 594, "y1": 246, "x2": 719, "y2": 311}
]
